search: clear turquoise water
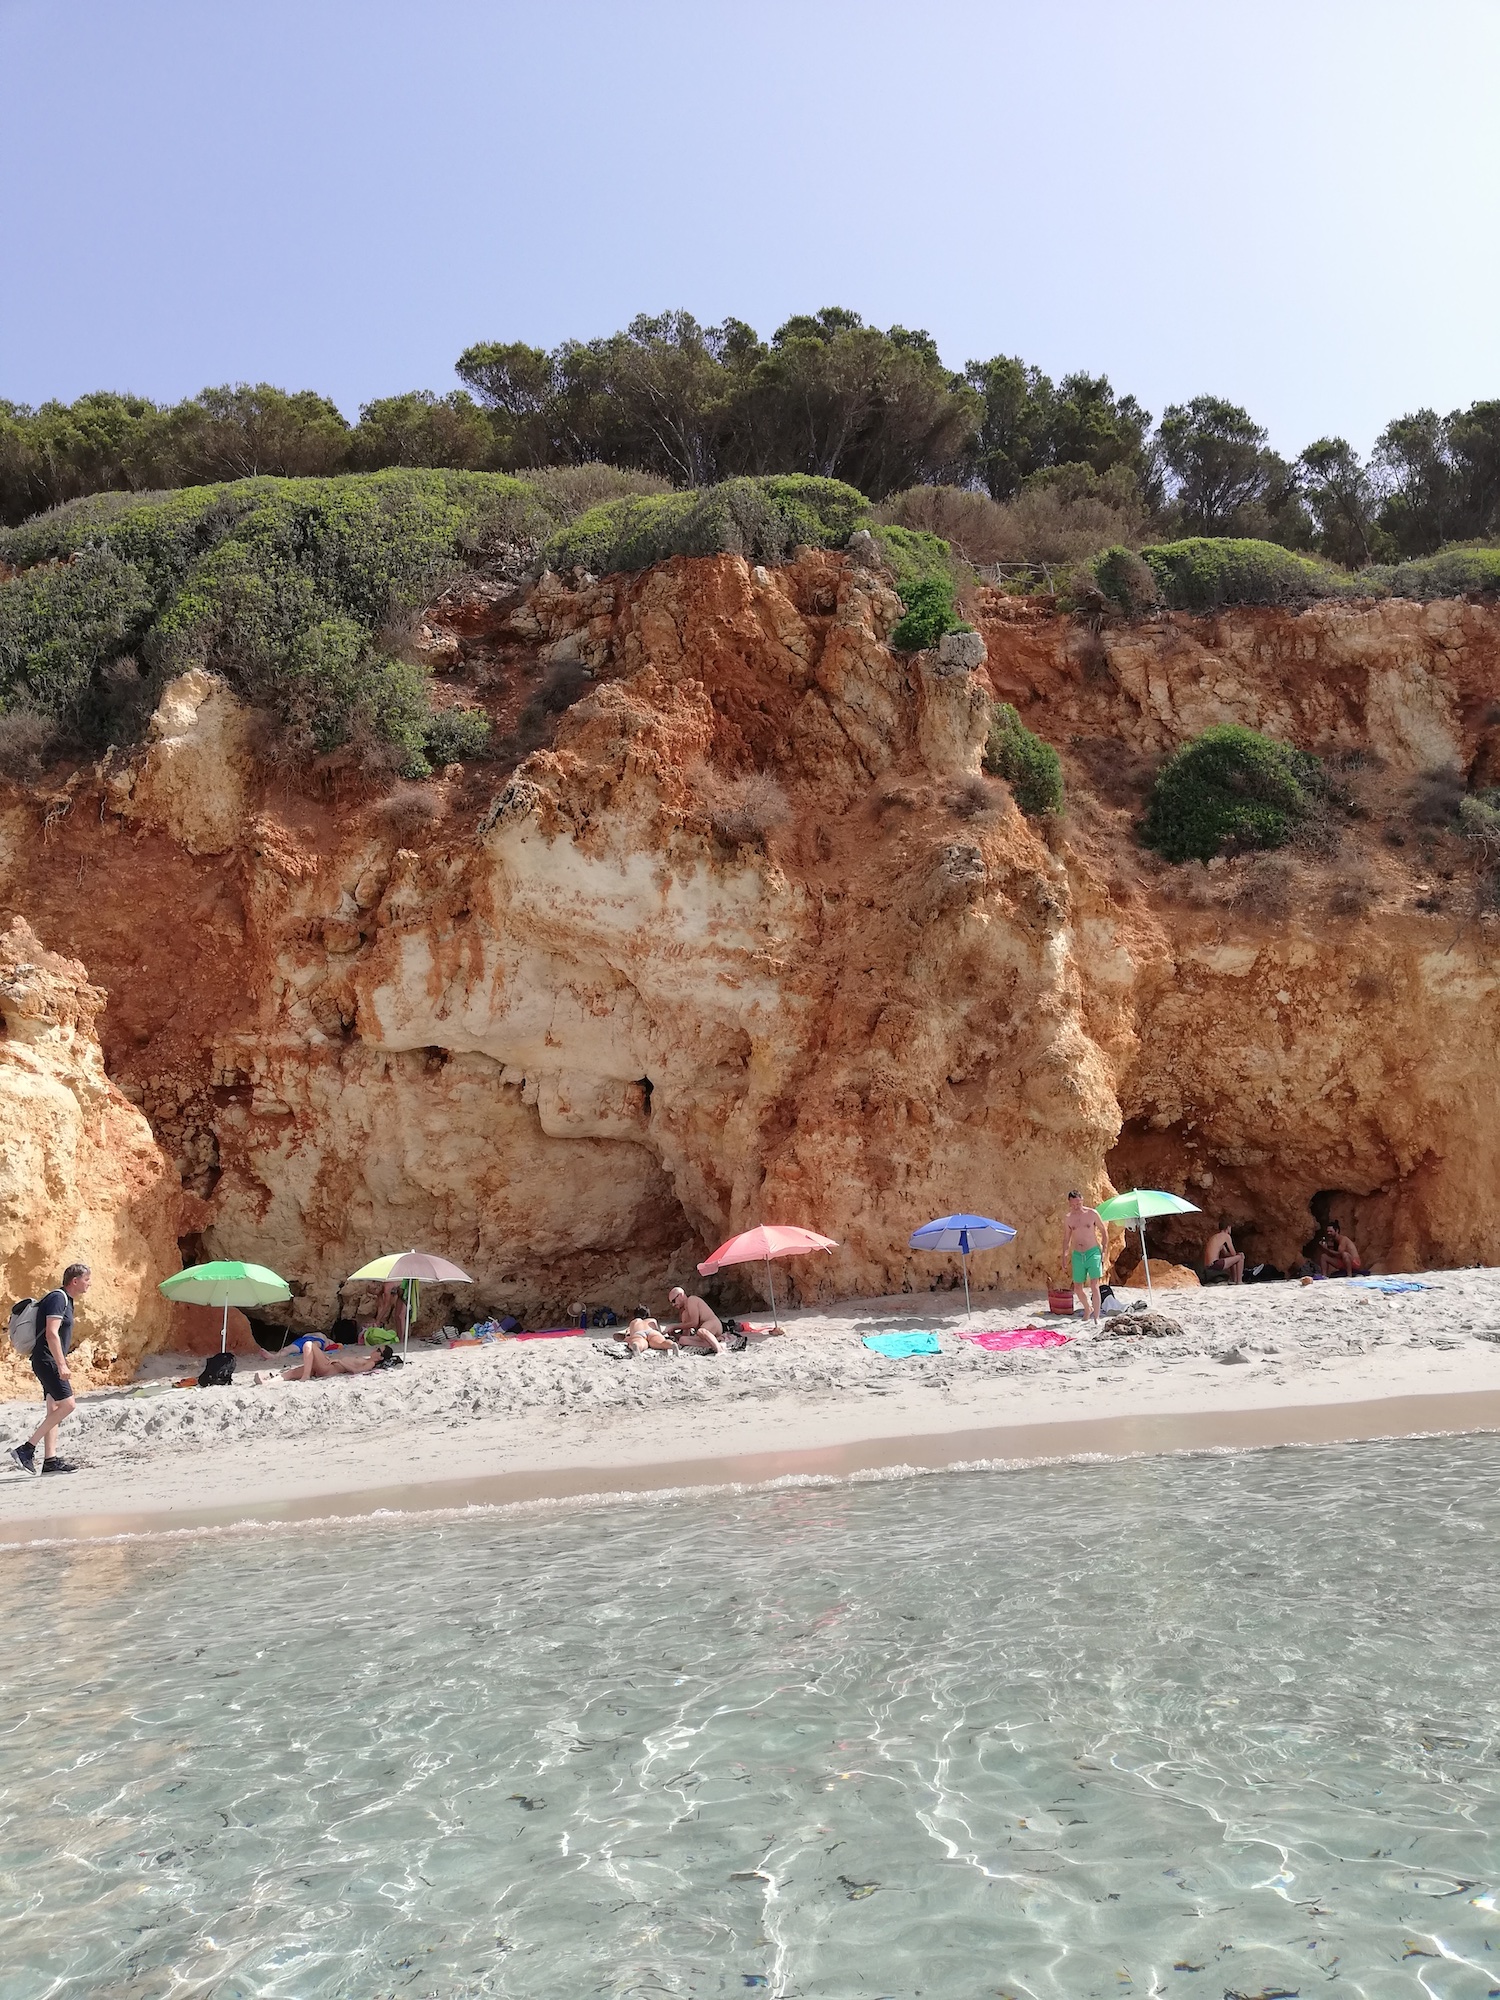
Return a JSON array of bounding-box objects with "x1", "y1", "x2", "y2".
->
[{"x1": 4, "y1": 1440, "x2": 1500, "y2": 1998}]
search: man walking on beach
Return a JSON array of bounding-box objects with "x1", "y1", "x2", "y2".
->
[
  {"x1": 1062, "y1": 1194, "x2": 1108, "y2": 1325},
  {"x1": 10, "y1": 1263, "x2": 90, "y2": 1476}
]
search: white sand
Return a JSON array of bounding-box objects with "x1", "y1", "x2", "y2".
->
[{"x1": 4, "y1": 1272, "x2": 1500, "y2": 1539}]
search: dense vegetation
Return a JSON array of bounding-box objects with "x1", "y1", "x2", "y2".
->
[
  {"x1": 0, "y1": 471, "x2": 569, "y2": 770},
  {"x1": 543, "y1": 475, "x2": 867, "y2": 574},
  {"x1": 9, "y1": 307, "x2": 1500, "y2": 571},
  {"x1": 982, "y1": 704, "x2": 1065, "y2": 817},
  {"x1": 1089, "y1": 536, "x2": 1500, "y2": 612},
  {"x1": 1142, "y1": 726, "x2": 1324, "y2": 862}
]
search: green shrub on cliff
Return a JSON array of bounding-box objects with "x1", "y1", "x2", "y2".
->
[
  {"x1": 1131, "y1": 538, "x2": 1345, "y2": 611},
  {"x1": 869, "y1": 523, "x2": 954, "y2": 597},
  {"x1": 889, "y1": 576, "x2": 962, "y2": 652},
  {"x1": 982, "y1": 702, "x2": 1064, "y2": 816},
  {"x1": 543, "y1": 474, "x2": 869, "y2": 574},
  {"x1": 0, "y1": 470, "x2": 529, "y2": 768},
  {"x1": 1371, "y1": 546, "x2": 1500, "y2": 600},
  {"x1": 1143, "y1": 724, "x2": 1323, "y2": 861}
]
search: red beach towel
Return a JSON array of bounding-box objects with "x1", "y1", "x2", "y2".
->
[{"x1": 957, "y1": 1326, "x2": 1072, "y2": 1351}]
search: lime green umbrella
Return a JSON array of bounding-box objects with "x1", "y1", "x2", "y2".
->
[
  {"x1": 1095, "y1": 1190, "x2": 1200, "y2": 1298},
  {"x1": 160, "y1": 1259, "x2": 292, "y2": 1352}
]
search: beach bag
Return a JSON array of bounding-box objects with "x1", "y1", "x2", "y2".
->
[
  {"x1": 197, "y1": 1351, "x2": 236, "y2": 1387},
  {"x1": 6, "y1": 1299, "x2": 39, "y2": 1356},
  {"x1": 1046, "y1": 1287, "x2": 1076, "y2": 1315}
]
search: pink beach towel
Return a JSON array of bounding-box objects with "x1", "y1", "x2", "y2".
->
[
  {"x1": 958, "y1": 1326, "x2": 1072, "y2": 1351},
  {"x1": 514, "y1": 1327, "x2": 594, "y2": 1341}
]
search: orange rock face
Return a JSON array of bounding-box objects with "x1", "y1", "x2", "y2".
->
[
  {"x1": 0, "y1": 918, "x2": 191, "y2": 1393},
  {"x1": 1, "y1": 550, "x2": 1499, "y2": 1344}
]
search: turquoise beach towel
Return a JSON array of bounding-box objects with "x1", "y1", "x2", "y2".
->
[
  {"x1": 1348, "y1": 1277, "x2": 1429, "y2": 1294},
  {"x1": 862, "y1": 1331, "x2": 941, "y2": 1358}
]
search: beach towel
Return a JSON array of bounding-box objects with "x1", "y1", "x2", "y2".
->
[
  {"x1": 957, "y1": 1327, "x2": 1072, "y2": 1351},
  {"x1": 1348, "y1": 1277, "x2": 1429, "y2": 1294},
  {"x1": 862, "y1": 1331, "x2": 941, "y2": 1357},
  {"x1": 514, "y1": 1326, "x2": 595, "y2": 1341}
]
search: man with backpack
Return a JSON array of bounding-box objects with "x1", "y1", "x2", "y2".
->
[{"x1": 9, "y1": 1263, "x2": 91, "y2": 1476}]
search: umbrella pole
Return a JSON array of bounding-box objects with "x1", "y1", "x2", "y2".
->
[
  {"x1": 1140, "y1": 1221, "x2": 1153, "y2": 1300},
  {"x1": 220, "y1": 1301, "x2": 228, "y2": 1355},
  {"x1": 961, "y1": 1247, "x2": 972, "y2": 1321},
  {"x1": 766, "y1": 1255, "x2": 778, "y2": 1330}
]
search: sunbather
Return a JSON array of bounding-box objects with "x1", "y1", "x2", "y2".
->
[
  {"x1": 281, "y1": 1332, "x2": 382, "y2": 1379},
  {"x1": 1203, "y1": 1220, "x2": 1245, "y2": 1284},
  {"x1": 667, "y1": 1286, "x2": 724, "y2": 1354},
  {"x1": 614, "y1": 1307, "x2": 674, "y2": 1356}
]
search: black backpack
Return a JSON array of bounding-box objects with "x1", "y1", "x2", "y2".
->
[{"x1": 198, "y1": 1352, "x2": 236, "y2": 1387}]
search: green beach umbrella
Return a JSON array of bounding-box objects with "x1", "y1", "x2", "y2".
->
[
  {"x1": 1095, "y1": 1190, "x2": 1200, "y2": 1299},
  {"x1": 160, "y1": 1259, "x2": 292, "y2": 1353}
]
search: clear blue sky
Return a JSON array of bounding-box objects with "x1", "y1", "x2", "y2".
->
[{"x1": 2, "y1": 0, "x2": 1496, "y2": 457}]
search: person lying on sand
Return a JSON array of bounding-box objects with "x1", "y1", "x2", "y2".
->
[
  {"x1": 613, "y1": 1308, "x2": 674, "y2": 1356},
  {"x1": 1317, "y1": 1222, "x2": 1364, "y2": 1278},
  {"x1": 280, "y1": 1333, "x2": 382, "y2": 1380},
  {"x1": 667, "y1": 1287, "x2": 724, "y2": 1354},
  {"x1": 1203, "y1": 1220, "x2": 1245, "y2": 1284}
]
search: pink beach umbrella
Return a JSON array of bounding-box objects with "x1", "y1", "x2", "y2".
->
[{"x1": 697, "y1": 1224, "x2": 839, "y2": 1329}]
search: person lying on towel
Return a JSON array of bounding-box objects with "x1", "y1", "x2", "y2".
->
[
  {"x1": 282, "y1": 1333, "x2": 382, "y2": 1379},
  {"x1": 614, "y1": 1308, "x2": 674, "y2": 1356}
]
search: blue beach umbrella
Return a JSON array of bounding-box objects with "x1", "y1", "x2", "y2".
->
[{"x1": 909, "y1": 1214, "x2": 1017, "y2": 1319}]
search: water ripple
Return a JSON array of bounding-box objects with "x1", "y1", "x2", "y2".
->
[{"x1": 4, "y1": 1439, "x2": 1500, "y2": 1996}]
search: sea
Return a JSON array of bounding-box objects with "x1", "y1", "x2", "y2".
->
[{"x1": 3, "y1": 1435, "x2": 1500, "y2": 1997}]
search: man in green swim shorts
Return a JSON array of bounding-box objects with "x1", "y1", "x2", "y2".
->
[{"x1": 1062, "y1": 1190, "x2": 1109, "y2": 1325}]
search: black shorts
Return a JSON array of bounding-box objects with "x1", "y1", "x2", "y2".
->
[{"x1": 31, "y1": 1347, "x2": 71, "y2": 1404}]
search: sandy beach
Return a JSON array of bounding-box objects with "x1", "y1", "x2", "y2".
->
[{"x1": 4, "y1": 1269, "x2": 1500, "y2": 1542}]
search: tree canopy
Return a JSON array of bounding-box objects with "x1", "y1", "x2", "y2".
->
[{"x1": 6, "y1": 311, "x2": 1500, "y2": 571}]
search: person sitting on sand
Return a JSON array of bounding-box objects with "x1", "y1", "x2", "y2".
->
[
  {"x1": 1203, "y1": 1220, "x2": 1245, "y2": 1284},
  {"x1": 1062, "y1": 1191, "x2": 1108, "y2": 1325},
  {"x1": 1317, "y1": 1222, "x2": 1364, "y2": 1278},
  {"x1": 281, "y1": 1332, "x2": 382, "y2": 1380},
  {"x1": 667, "y1": 1286, "x2": 724, "y2": 1354},
  {"x1": 613, "y1": 1307, "x2": 674, "y2": 1356}
]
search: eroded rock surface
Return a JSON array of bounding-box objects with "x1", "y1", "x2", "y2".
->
[
  {"x1": 2, "y1": 552, "x2": 1499, "y2": 1342},
  {"x1": 0, "y1": 918, "x2": 188, "y2": 1391}
]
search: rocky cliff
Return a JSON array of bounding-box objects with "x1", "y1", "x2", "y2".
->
[
  {"x1": 2, "y1": 548, "x2": 1498, "y2": 1346},
  {"x1": 0, "y1": 918, "x2": 189, "y2": 1391}
]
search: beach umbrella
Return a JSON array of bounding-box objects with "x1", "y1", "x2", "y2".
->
[
  {"x1": 346, "y1": 1250, "x2": 472, "y2": 1355},
  {"x1": 909, "y1": 1213, "x2": 1017, "y2": 1320},
  {"x1": 159, "y1": 1259, "x2": 292, "y2": 1353},
  {"x1": 1095, "y1": 1190, "x2": 1199, "y2": 1299},
  {"x1": 697, "y1": 1225, "x2": 838, "y2": 1330}
]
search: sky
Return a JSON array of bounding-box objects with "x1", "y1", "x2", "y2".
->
[{"x1": 2, "y1": 0, "x2": 1497, "y2": 458}]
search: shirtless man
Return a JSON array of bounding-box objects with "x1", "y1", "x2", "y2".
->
[
  {"x1": 1062, "y1": 1191, "x2": 1108, "y2": 1324},
  {"x1": 668, "y1": 1287, "x2": 724, "y2": 1354},
  {"x1": 1203, "y1": 1220, "x2": 1245, "y2": 1284},
  {"x1": 1318, "y1": 1222, "x2": 1363, "y2": 1277}
]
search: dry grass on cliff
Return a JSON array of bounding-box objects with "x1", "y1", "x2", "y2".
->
[
  {"x1": 375, "y1": 782, "x2": 447, "y2": 836},
  {"x1": 687, "y1": 765, "x2": 791, "y2": 848}
]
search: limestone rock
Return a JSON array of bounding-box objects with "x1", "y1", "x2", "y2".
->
[
  {"x1": 109, "y1": 670, "x2": 254, "y2": 855},
  {"x1": 936, "y1": 628, "x2": 988, "y2": 674},
  {"x1": 0, "y1": 919, "x2": 186, "y2": 1394}
]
